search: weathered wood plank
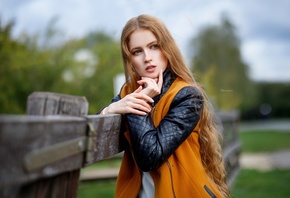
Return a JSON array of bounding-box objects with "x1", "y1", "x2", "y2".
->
[
  {"x1": 0, "y1": 115, "x2": 87, "y2": 187},
  {"x1": 0, "y1": 114, "x2": 123, "y2": 186},
  {"x1": 84, "y1": 114, "x2": 123, "y2": 166},
  {"x1": 26, "y1": 92, "x2": 88, "y2": 116}
]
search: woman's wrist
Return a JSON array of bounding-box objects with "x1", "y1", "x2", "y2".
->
[
  {"x1": 101, "y1": 107, "x2": 107, "y2": 114},
  {"x1": 102, "y1": 107, "x2": 108, "y2": 114},
  {"x1": 103, "y1": 104, "x2": 113, "y2": 114}
]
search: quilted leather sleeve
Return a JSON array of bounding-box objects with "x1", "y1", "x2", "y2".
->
[{"x1": 126, "y1": 86, "x2": 203, "y2": 172}]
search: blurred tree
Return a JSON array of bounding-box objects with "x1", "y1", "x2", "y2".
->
[
  {"x1": 241, "y1": 82, "x2": 290, "y2": 120},
  {"x1": 190, "y1": 16, "x2": 256, "y2": 111},
  {"x1": 257, "y1": 82, "x2": 290, "y2": 118},
  {"x1": 0, "y1": 18, "x2": 73, "y2": 114},
  {"x1": 0, "y1": 16, "x2": 123, "y2": 114},
  {"x1": 68, "y1": 32, "x2": 123, "y2": 113},
  {"x1": 0, "y1": 19, "x2": 22, "y2": 113}
]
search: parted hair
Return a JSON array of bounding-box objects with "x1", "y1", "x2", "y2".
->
[{"x1": 120, "y1": 14, "x2": 230, "y2": 198}]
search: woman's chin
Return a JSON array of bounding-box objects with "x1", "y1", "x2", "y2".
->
[{"x1": 143, "y1": 74, "x2": 158, "y2": 80}]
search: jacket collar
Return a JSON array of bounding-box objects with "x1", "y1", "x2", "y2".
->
[{"x1": 153, "y1": 68, "x2": 177, "y2": 105}]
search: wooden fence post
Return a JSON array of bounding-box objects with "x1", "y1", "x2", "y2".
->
[
  {"x1": 20, "y1": 92, "x2": 88, "y2": 198},
  {"x1": 219, "y1": 111, "x2": 241, "y2": 187}
]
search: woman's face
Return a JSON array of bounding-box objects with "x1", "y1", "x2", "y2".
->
[{"x1": 128, "y1": 29, "x2": 168, "y2": 80}]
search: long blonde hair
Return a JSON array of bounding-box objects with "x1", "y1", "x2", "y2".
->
[{"x1": 121, "y1": 14, "x2": 230, "y2": 198}]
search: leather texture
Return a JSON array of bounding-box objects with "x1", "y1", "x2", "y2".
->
[
  {"x1": 126, "y1": 86, "x2": 203, "y2": 171},
  {"x1": 125, "y1": 69, "x2": 204, "y2": 171}
]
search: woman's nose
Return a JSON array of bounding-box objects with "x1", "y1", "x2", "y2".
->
[{"x1": 144, "y1": 50, "x2": 152, "y2": 63}]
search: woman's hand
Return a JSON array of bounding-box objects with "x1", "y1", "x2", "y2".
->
[
  {"x1": 137, "y1": 70, "x2": 163, "y2": 98},
  {"x1": 106, "y1": 86, "x2": 154, "y2": 116}
]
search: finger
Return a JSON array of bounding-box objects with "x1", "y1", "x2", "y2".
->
[
  {"x1": 137, "y1": 94, "x2": 154, "y2": 103},
  {"x1": 130, "y1": 98, "x2": 152, "y2": 110},
  {"x1": 132, "y1": 103, "x2": 151, "y2": 113},
  {"x1": 138, "y1": 78, "x2": 157, "y2": 90},
  {"x1": 157, "y1": 70, "x2": 163, "y2": 89},
  {"x1": 137, "y1": 80, "x2": 146, "y2": 86},
  {"x1": 131, "y1": 109, "x2": 147, "y2": 116},
  {"x1": 129, "y1": 92, "x2": 154, "y2": 104},
  {"x1": 138, "y1": 78, "x2": 154, "y2": 85},
  {"x1": 125, "y1": 100, "x2": 151, "y2": 114},
  {"x1": 134, "y1": 86, "x2": 143, "y2": 93}
]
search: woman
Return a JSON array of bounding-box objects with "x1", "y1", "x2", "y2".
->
[{"x1": 100, "y1": 14, "x2": 230, "y2": 198}]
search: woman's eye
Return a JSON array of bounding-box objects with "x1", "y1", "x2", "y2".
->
[
  {"x1": 151, "y1": 44, "x2": 158, "y2": 49},
  {"x1": 132, "y1": 50, "x2": 142, "y2": 55}
]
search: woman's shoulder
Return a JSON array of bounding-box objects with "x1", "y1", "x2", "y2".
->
[
  {"x1": 174, "y1": 85, "x2": 203, "y2": 102},
  {"x1": 171, "y1": 77, "x2": 203, "y2": 97},
  {"x1": 162, "y1": 78, "x2": 203, "y2": 108}
]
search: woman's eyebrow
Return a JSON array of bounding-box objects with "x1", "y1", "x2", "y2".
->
[
  {"x1": 130, "y1": 40, "x2": 158, "y2": 51},
  {"x1": 147, "y1": 40, "x2": 158, "y2": 46}
]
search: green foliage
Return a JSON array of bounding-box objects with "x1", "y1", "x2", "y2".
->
[
  {"x1": 241, "y1": 82, "x2": 290, "y2": 119},
  {"x1": 240, "y1": 131, "x2": 290, "y2": 152},
  {"x1": 258, "y1": 82, "x2": 290, "y2": 118},
  {"x1": 231, "y1": 169, "x2": 290, "y2": 198},
  {"x1": 0, "y1": 18, "x2": 123, "y2": 114},
  {"x1": 190, "y1": 16, "x2": 256, "y2": 110},
  {"x1": 0, "y1": 19, "x2": 70, "y2": 113},
  {"x1": 80, "y1": 32, "x2": 123, "y2": 113}
]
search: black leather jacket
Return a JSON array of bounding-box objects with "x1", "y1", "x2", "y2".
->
[{"x1": 110, "y1": 69, "x2": 203, "y2": 172}]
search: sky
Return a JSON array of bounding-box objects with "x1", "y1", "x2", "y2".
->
[{"x1": 1, "y1": 0, "x2": 290, "y2": 82}]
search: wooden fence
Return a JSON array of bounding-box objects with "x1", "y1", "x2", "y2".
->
[{"x1": 0, "y1": 92, "x2": 241, "y2": 198}]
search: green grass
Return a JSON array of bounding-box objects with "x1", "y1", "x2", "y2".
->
[
  {"x1": 78, "y1": 180, "x2": 116, "y2": 198},
  {"x1": 231, "y1": 169, "x2": 290, "y2": 198},
  {"x1": 81, "y1": 158, "x2": 121, "y2": 171},
  {"x1": 233, "y1": 130, "x2": 290, "y2": 198},
  {"x1": 240, "y1": 130, "x2": 290, "y2": 153},
  {"x1": 78, "y1": 159, "x2": 120, "y2": 197}
]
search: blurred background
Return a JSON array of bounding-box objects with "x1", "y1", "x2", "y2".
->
[{"x1": 1, "y1": 0, "x2": 290, "y2": 197}]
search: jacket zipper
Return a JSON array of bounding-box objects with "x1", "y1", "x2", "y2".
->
[
  {"x1": 150, "y1": 107, "x2": 176, "y2": 198},
  {"x1": 166, "y1": 160, "x2": 176, "y2": 198},
  {"x1": 151, "y1": 102, "x2": 176, "y2": 197},
  {"x1": 203, "y1": 185, "x2": 217, "y2": 198}
]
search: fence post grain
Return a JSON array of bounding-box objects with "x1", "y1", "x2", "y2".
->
[{"x1": 21, "y1": 92, "x2": 88, "y2": 198}]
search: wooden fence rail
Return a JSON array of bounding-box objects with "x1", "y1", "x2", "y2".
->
[{"x1": 0, "y1": 92, "x2": 241, "y2": 198}]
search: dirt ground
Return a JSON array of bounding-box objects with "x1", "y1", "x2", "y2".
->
[{"x1": 240, "y1": 149, "x2": 290, "y2": 171}]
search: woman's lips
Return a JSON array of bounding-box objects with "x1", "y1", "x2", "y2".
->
[{"x1": 145, "y1": 65, "x2": 156, "y2": 72}]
